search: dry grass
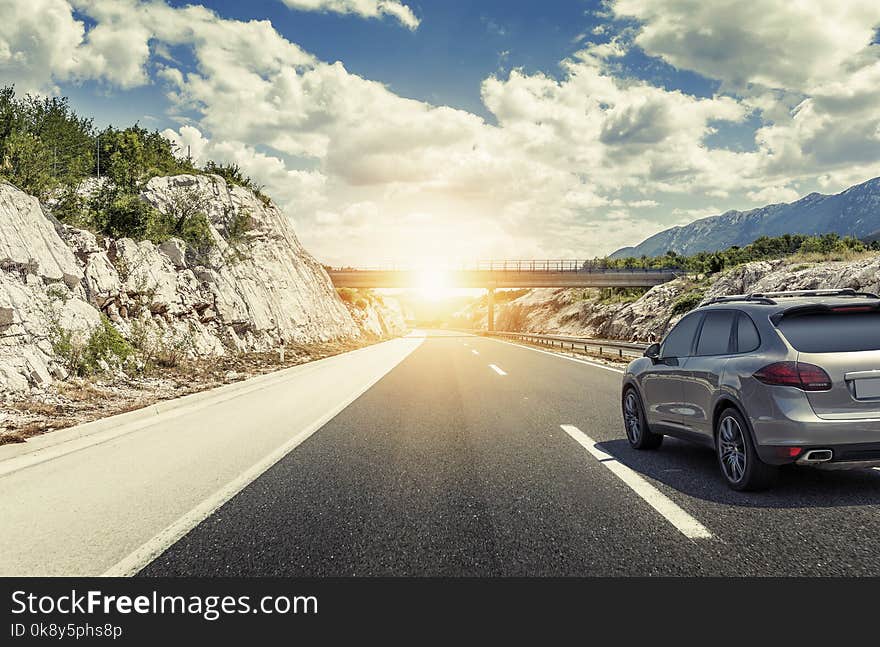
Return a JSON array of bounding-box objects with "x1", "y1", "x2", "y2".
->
[
  {"x1": 56, "y1": 380, "x2": 108, "y2": 402},
  {"x1": 0, "y1": 334, "x2": 387, "y2": 446},
  {"x1": 0, "y1": 419, "x2": 78, "y2": 446},
  {"x1": 786, "y1": 249, "x2": 879, "y2": 264},
  {"x1": 12, "y1": 401, "x2": 66, "y2": 416}
]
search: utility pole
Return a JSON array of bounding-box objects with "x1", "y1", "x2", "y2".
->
[{"x1": 96, "y1": 135, "x2": 100, "y2": 180}]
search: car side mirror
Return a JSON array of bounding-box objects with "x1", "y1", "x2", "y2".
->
[{"x1": 644, "y1": 343, "x2": 660, "y2": 361}]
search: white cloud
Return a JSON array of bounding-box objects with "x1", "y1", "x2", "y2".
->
[
  {"x1": 5, "y1": 0, "x2": 880, "y2": 263},
  {"x1": 280, "y1": 0, "x2": 420, "y2": 30},
  {"x1": 161, "y1": 125, "x2": 328, "y2": 215},
  {"x1": 610, "y1": 0, "x2": 880, "y2": 191},
  {"x1": 0, "y1": 0, "x2": 85, "y2": 92},
  {"x1": 746, "y1": 185, "x2": 801, "y2": 205},
  {"x1": 611, "y1": 0, "x2": 880, "y2": 93}
]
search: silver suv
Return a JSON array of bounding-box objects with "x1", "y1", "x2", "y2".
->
[{"x1": 621, "y1": 289, "x2": 880, "y2": 491}]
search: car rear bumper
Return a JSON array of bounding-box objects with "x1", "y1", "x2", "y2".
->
[
  {"x1": 756, "y1": 441, "x2": 880, "y2": 467},
  {"x1": 748, "y1": 386, "x2": 880, "y2": 446}
]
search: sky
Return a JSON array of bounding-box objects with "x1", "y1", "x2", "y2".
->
[{"x1": 3, "y1": 0, "x2": 880, "y2": 266}]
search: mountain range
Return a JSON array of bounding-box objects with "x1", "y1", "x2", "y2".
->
[{"x1": 611, "y1": 176, "x2": 880, "y2": 258}]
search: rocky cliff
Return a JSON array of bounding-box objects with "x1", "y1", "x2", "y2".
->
[
  {"x1": 462, "y1": 254, "x2": 880, "y2": 343},
  {"x1": 0, "y1": 175, "x2": 404, "y2": 393}
]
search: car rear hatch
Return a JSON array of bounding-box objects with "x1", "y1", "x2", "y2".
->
[{"x1": 774, "y1": 302, "x2": 880, "y2": 420}]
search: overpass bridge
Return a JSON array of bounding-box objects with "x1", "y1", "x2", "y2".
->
[{"x1": 327, "y1": 261, "x2": 681, "y2": 331}]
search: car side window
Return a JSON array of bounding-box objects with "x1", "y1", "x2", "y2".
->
[
  {"x1": 695, "y1": 310, "x2": 736, "y2": 356},
  {"x1": 660, "y1": 313, "x2": 702, "y2": 359},
  {"x1": 735, "y1": 312, "x2": 761, "y2": 353}
]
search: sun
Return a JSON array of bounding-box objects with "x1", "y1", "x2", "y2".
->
[{"x1": 416, "y1": 269, "x2": 452, "y2": 301}]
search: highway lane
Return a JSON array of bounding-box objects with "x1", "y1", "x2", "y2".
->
[{"x1": 142, "y1": 330, "x2": 714, "y2": 576}]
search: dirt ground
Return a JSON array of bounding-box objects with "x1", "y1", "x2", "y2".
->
[{"x1": 0, "y1": 336, "x2": 383, "y2": 446}]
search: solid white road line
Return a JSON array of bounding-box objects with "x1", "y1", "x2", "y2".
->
[
  {"x1": 486, "y1": 336, "x2": 625, "y2": 374},
  {"x1": 489, "y1": 364, "x2": 507, "y2": 376},
  {"x1": 560, "y1": 424, "x2": 713, "y2": 540},
  {"x1": 472, "y1": 349, "x2": 480, "y2": 355}
]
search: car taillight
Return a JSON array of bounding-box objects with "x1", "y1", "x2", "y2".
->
[
  {"x1": 754, "y1": 362, "x2": 832, "y2": 391},
  {"x1": 774, "y1": 446, "x2": 803, "y2": 459}
]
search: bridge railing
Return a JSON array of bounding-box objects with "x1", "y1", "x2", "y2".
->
[
  {"x1": 327, "y1": 261, "x2": 682, "y2": 274},
  {"x1": 483, "y1": 330, "x2": 648, "y2": 360}
]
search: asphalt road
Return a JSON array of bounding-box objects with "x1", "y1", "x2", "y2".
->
[
  {"x1": 0, "y1": 336, "x2": 422, "y2": 576},
  {"x1": 6, "y1": 330, "x2": 880, "y2": 576},
  {"x1": 136, "y1": 330, "x2": 880, "y2": 577}
]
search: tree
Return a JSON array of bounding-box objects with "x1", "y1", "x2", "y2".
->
[{"x1": 2, "y1": 131, "x2": 54, "y2": 198}]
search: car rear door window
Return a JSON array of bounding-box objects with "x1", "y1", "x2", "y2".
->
[
  {"x1": 735, "y1": 312, "x2": 761, "y2": 353},
  {"x1": 778, "y1": 312, "x2": 880, "y2": 352},
  {"x1": 661, "y1": 313, "x2": 702, "y2": 358},
  {"x1": 695, "y1": 311, "x2": 735, "y2": 356}
]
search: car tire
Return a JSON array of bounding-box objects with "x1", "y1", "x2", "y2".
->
[
  {"x1": 622, "y1": 387, "x2": 663, "y2": 450},
  {"x1": 715, "y1": 407, "x2": 777, "y2": 491}
]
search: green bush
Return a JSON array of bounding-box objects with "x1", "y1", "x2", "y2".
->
[
  {"x1": 671, "y1": 290, "x2": 706, "y2": 315},
  {"x1": 89, "y1": 190, "x2": 157, "y2": 240},
  {"x1": 50, "y1": 316, "x2": 133, "y2": 377},
  {"x1": 97, "y1": 125, "x2": 197, "y2": 191},
  {"x1": 83, "y1": 317, "x2": 133, "y2": 373}
]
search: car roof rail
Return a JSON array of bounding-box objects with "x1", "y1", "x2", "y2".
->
[
  {"x1": 750, "y1": 288, "x2": 880, "y2": 299},
  {"x1": 699, "y1": 294, "x2": 778, "y2": 307}
]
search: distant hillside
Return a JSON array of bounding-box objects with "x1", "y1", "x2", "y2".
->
[{"x1": 611, "y1": 176, "x2": 880, "y2": 258}]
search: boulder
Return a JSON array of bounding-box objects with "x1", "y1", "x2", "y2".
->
[
  {"x1": 158, "y1": 238, "x2": 187, "y2": 270},
  {"x1": 0, "y1": 184, "x2": 82, "y2": 288}
]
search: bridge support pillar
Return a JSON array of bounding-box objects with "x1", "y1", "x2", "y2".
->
[{"x1": 487, "y1": 287, "x2": 495, "y2": 332}]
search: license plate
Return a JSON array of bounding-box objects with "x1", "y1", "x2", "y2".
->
[{"x1": 854, "y1": 378, "x2": 880, "y2": 399}]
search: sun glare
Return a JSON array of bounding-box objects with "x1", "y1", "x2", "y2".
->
[{"x1": 416, "y1": 269, "x2": 452, "y2": 301}]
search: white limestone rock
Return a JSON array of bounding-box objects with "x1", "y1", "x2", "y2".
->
[{"x1": 0, "y1": 183, "x2": 81, "y2": 288}]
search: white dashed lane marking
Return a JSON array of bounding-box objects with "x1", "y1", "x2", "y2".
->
[{"x1": 489, "y1": 364, "x2": 507, "y2": 376}]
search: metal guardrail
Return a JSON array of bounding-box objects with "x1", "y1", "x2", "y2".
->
[{"x1": 483, "y1": 331, "x2": 648, "y2": 360}]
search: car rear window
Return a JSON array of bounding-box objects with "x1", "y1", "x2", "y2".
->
[{"x1": 777, "y1": 312, "x2": 880, "y2": 352}]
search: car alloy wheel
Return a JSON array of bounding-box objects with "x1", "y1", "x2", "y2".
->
[
  {"x1": 624, "y1": 390, "x2": 642, "y2": 445},
  {"x1": 718, "y1": 415, "x2": 747, "y2": 483}
]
